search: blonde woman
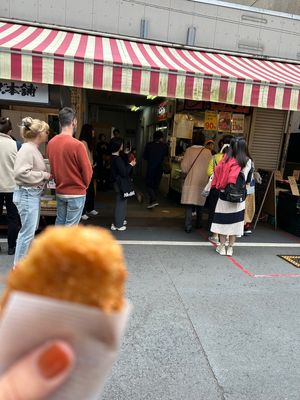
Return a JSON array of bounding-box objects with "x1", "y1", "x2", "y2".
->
[{"x1": 13, "y1": 117, "x2": 51, "y2": 264}]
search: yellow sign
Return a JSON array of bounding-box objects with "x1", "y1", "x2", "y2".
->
[
  {"x1": 204, "y1": 111, "x2": 218, "y2": 131},
  {"x1": 288, "y1": 176, "x2": 300, "y2": 196}
]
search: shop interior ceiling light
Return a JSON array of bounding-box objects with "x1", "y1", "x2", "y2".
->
[{"x1": 130, "y1": 105, "x2": 141, "y2": 112}]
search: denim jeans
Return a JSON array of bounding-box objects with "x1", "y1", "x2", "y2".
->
[
  {"x1": 56, "y1": 196, "x2": 86, "y2": 226},
  {"x1": 13, "y1": 187, "x2": 43, "y2": 264}
]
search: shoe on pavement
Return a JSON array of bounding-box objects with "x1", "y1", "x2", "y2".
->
[
  {"x1": 87, "y1": 210, "x2": 98, "y2": 216},
  {"x1": 111, "y1": 224, "x2": 126, "y2": 231},
  {"x1": 8, "y1": 247, "x2": 15, "y2": 255},
  {"x1": 209, "y1": 236, "x2": 219, "y2": 245},
  {"x1": 227, "y1": 246, "x2": 234, "y2": 256},
  {"x1": 81, "y1": 214, "x2": 89, "y2": 221},
  {"x1": 216, "y1": 244, "x2": 226, "y2": 256},
  {"x1": 147, "y1": 202, "x2": 159, "y2": 209},
  {"x1": 185, "y1": 228, "x2": 192, "y2": 233}
]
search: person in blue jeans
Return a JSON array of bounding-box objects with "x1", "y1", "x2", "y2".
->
[
  {"x1": 47, "y1": 107, "x2": 93, "y2": 226},
  {"x1": 13, "y1": 117, "x2": 51, "y2": 264}
]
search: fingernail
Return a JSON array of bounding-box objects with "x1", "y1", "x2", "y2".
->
[{"x1": 38, "y1": 343, "x2": 71, "y2": 379}]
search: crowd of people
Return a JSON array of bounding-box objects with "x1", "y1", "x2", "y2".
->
[
  {"x1": 180, "y1": 129, "x2": 257, "y2": 256},
  {"x1": 0, "y1": 108, "x2": 257, "y2": 263}
]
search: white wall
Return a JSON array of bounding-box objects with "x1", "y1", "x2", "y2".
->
[{"x1": 1, "y1": 0, "x2": 299, "y2": 61}]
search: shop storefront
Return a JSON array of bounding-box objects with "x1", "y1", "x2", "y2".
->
[{"x1": 0, "y1": 20, "x2": 299, "y2": 229}]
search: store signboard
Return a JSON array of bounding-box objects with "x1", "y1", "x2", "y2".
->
[
  {"x1": 0, "y1": 80, "x2": 49, "y2": 103},
  {"x1": 231, "y1": 114, "x2": 245, "y2": 133},
  {"x1": 204, "y1": 111, "x2": 218, "y2": 131},
  {"x1": 218, "y1": 112, "x2": 231, "y2": 132},
  {"x1": 157, "y1": 102, "x2": 168, "y2": 121}
]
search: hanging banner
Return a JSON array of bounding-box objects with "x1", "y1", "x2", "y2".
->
[
  {"x1": 0, "y1": 80, "x2": 49, "y2": 103},
  {"x1": 231, "y1": 114, "x2": 245, "y2": 134},
  {"x1": 204, "y1": 111, "x2": 218, "y2": 131},
  {"x1": 218, "y1": 112, "x2": 231, "y2": 132}
]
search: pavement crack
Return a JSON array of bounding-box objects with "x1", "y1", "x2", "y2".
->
[{"x1": 161, "y1": 261, "x2": 226, "y2": 400}]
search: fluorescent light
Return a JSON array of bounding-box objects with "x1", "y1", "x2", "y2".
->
[
  {"x1": 147, "y1": 95, "x2": 157, "y2": 100},
  {"x1": 130, "y1": 105, "x2": 141, "y2": 112}
]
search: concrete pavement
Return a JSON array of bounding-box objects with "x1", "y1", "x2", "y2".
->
[{"x1": 0, "y1": 223, "x2": 300, "y2": 399}]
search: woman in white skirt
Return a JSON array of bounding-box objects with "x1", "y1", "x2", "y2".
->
[{"x1": 211, "y1": 137, "x2": 252, "y2": 256}]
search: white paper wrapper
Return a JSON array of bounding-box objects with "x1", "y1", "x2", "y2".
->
[{"x1": 0, "y1": 292, "x2": 131, "y2": 400}]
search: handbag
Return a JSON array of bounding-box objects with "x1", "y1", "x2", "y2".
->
[
  {"x1": 202, "y1": 156, "x2": 217, "y2": 197},
  {"x1": 116, "y1": 176, "x2": 135, "y2": 199},
  {"x1": 202, "y1": 174, "x2": 213, "y2": 197}
]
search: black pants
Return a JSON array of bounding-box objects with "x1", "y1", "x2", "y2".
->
[
  {"x1": 146, "y1": 167, "x2": 163, "y2": 204},
  {"x1": 113, "y1": 184, "x2": 127, "y2": 228},
  {"x1": 185, "y1": 205, "x2": 203, "y2": 230},
  {"x1": 207, "y1": 188, "x2": 220, "y2": 231},
  {"x1": 83, "y1": 179, "x2": 95, "y2": 214},
  {"x1": 0, "y1": 192, "x2": 20, "y2": 249}
]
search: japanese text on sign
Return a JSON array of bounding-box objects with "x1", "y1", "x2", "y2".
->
[
  {"x1": 231, "y1": 114, "x2": 245, "y2": 134},
  {"x1": 0, "y1": 80, "x2": 49, "y2": 103},
  {"x1": 204, "y1": 111, "x2": 218, "y2": 131}
]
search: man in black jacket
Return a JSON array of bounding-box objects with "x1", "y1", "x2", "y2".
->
[{"x1": 143, "y1": 131, "x2": 168, "y2": 209}]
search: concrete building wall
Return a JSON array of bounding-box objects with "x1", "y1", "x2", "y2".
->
[{"x1": 1, "y1": 0, "x2": 299, "y2": 61}]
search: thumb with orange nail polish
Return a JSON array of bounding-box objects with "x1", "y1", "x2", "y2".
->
[{"x1": 0, "y1": 340, "x2": 75, "y2": 400}]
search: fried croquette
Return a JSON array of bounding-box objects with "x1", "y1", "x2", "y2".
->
[{"x1": 1, "y1": 226, "x2": 127, "y2": 313}]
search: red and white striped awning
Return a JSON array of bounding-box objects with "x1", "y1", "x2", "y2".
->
[{"x1": 1, "y1": 21, "x2": 300, "y2": 111}]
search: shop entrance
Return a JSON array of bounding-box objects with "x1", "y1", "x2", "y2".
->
[{"x1": 85, "y1": 90, "x2": 185, "y2": 229}]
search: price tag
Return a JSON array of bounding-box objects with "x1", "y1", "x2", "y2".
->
[
  {"x1": 204, "y1": 111, "x2": 218, "y2": 131},
  {"x1": 288, "y1": 176, "x2": 300, "y2": 196}
]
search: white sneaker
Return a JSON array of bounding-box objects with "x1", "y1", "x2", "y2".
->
[
  {"x1": 81, "y1": 214, "x2": 89, "y2": 221},
  {"x1": 147, "y1": 202, "x2": 159, "y2": 209},
  {"x1": 209, "y1": 236, "x2": 220, "y2": 245},
  {"x1": 88, "y1": 210, "x2": 98, "y2": 216},
  {"x1": 227, "y1": 246, "x2": 233, "y2": 256},
  {"x1": 111, "y1": 224, "x2": 126, "y2": 231},
  {"x1": 216, "y1": 244, "x2": 226, "y2": 256}
]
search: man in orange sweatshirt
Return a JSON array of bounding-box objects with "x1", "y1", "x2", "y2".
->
[{"x1": 47, "y1": 107, "x2": 92, "y2": 225}]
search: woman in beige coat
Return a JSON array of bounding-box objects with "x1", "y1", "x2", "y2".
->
[{"x1": 181, "y1": 131, "x2": 212, "y2": 233}]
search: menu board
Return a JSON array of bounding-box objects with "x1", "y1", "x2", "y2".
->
[
  {"x1": 218, "y1": 112, "x2": 231, "y2": 132},
  {"x1": 204, "y1": 111, "x2": 218, "y2": 131},
  {"x1": 231, "y1": 114, "x2": 245, "y2": 134}
]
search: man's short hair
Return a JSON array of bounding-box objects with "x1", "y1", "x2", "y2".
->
[
  {"x1": 113, "y1": 128, "x2": 120, "y2": 137},
  {"x1": 59, "y1": 107, "x2": 76, "y2": 129}
]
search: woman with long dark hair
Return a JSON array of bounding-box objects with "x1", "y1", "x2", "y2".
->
[
  {"x1": 210, "y1": 137, "x2": 252, "y2": 256},
  {"x1": 79, "y1": 124, "x2": 98, "y2": 220}
]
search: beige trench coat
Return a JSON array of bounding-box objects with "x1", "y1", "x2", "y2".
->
[{"x1": 181, "y1": 146, "x2": 212, "y2": 206}]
